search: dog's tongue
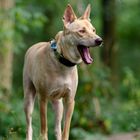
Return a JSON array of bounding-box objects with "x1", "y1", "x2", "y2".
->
[{"x1": 78, "y1": 45, "x2": 93, "y2": 64}]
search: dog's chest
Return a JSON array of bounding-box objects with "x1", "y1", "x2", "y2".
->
[
  {"x1": 48, "y1": 76, "x2": 73, "y2": 99},
  {"x1": 49, "y1": 83, "x2": 71, "y2": 99},
  {"x1": 37, "y1": 72, "x2": 76, "y2": 99}
]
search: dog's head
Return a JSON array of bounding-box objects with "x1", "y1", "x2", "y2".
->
[{"x1": 62, "y1": 4, "x2": 102, "y2": 64}]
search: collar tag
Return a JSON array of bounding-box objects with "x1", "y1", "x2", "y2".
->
[{"x1": 50, "y1": 40, "x2": 57, "y2": 50}]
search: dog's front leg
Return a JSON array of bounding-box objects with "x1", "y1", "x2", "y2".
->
[
  {"x1": 52, "y1": 99, "x2": 63, "y2": 140},
  {"x1": 62, "y1": 98, "x2": 75, "y2": 140},
  {"x1": 40, "y1": 98, "x2": 48, "y2": 140}
]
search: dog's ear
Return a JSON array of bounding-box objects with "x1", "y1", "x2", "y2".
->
[
  {"x1": 63, "y1": 4, "x2": 77, "y2": 26},
  {"x1": 81, "y1": 4, "x2": 91, "y2": 20}
]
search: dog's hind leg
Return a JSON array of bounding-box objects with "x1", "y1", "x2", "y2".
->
[
  {"x1": 51, "y1": 99, "x2": 63, "y2": 140},
  {"x1": 24, "y1": 81, "x2": 36, "y2": 140},
  {"x1": 40, "y1": 98, "x2": 48, "y2": 140}
]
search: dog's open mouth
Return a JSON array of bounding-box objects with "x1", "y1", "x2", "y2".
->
[{"x1": 77, "y1": 45, "x2": 93, "y2": 64}]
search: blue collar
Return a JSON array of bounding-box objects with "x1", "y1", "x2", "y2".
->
[{"x1": 50, "y1": 40, "x2": 76, "y2": 67}]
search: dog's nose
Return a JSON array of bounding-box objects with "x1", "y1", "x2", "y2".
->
[{"x1": 95, "y1": 38, "x2": 103, "y2": 45}]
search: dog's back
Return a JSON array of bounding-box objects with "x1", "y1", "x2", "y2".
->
[
  {"x1": 23, "y1": 42, "x2": 49, "y2": 79},
  {"x1": 23, "y1": 42, "x2": 49, "y2": 95}
]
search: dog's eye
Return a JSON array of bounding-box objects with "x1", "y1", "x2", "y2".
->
[
  {"x1": 79, "y1": 28, "x2": 86, "y2": 33},
  {"x1": 93, "y1": 29, "x2": 96, "y2": 32}
]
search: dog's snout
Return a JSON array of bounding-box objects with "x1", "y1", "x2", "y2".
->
[{"x1": 95, "y1": 38, "x2": 103, "y2": 46}]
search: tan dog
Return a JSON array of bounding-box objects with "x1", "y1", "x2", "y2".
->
[{"x1": 23, "y1": 4, "x2": 102, "y2": 140}]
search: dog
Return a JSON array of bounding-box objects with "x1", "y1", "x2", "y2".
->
[{"x1": 23, "y1": 4, "x2": 102, "y2": 140}]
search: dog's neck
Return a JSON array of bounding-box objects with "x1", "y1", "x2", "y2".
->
[{"x1": 55, "y1": 31, "x2": 82, "y2": 64}]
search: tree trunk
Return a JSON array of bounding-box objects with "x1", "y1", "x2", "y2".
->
[
  {"x1": 101, "y1": 0, "x2": 118, "y2": 84},
  {"x1": 0, "y1": 0, "x2": 14, "y2": 93}
]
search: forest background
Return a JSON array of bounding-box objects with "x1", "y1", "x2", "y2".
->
[{"x1": 0, "y1": 0, "x2": 140, "y2": 139}]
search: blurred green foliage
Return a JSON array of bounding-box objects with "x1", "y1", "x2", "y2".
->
[{"x1": 0, "y1": 0, "x2": 140, "y2": 139}]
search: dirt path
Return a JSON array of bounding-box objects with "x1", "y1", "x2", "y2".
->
[{"x1": 108, "y1": 132, "x2": 140, "y2": 140}]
